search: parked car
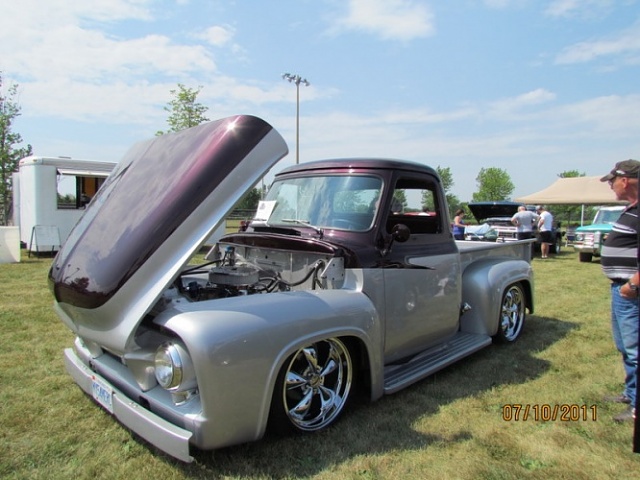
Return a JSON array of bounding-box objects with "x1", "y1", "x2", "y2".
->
[
  {"x1": 572, "y1": 205, "x2": 625, "y2": 262},
  {"x1": 468, "y1": 201, "x2": 564, "y2": 253},
  {"x1": 50, "y1": 115, "x2": 534, "y2": 463}
]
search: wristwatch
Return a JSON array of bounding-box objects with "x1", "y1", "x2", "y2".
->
[{"x1": 627, "y1": 280, "x2": 639, "y2": 293}]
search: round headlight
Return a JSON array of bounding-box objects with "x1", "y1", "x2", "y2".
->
[{"x1": 155, "y1": 343, "x2": 184, "y2": 390}]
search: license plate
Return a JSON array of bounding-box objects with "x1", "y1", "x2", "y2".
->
[{"x1": 91, "y1": 375, "x2": 114, "y2": 414}]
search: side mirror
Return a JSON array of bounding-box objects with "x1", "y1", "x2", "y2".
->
[
  {"x1": 392, "y1": 223, "x2": 411, "y2": 243},
  {"x1": 381, "y1": 223, "x2": 411, "y2": 256}
]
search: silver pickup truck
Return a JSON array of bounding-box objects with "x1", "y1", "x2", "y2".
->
[{"x1": 49, "y1": 115, "x2": 534, "y2": 463}]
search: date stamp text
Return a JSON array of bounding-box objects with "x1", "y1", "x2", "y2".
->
[{"x1": 502, "y1": 404, "x2": 597, "y2": 421}]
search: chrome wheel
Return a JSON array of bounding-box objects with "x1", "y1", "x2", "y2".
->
[
  {"x1": 497, "y1": 283, "x2": 526, "y2": 342},
  {"x1": 275, "y1": 338, "x2": 353, "y2": 432}
]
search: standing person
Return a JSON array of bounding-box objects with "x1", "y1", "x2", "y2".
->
[
  {"x1": 536, "y1": 205, "x2": 554, "y2": 258},
  {"x1": 600, "y1": 159, "x2": 640, "y2": 422},
  {"x1": 452, "y1": 209, "x2": 466, "y2": 240},
  {"x1": 511, "y1": 205, "x2": 538, "y2": 240}
]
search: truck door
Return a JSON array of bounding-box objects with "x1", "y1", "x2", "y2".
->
[{"x1": 382, "y1": 174, "x2": 462, "y2": 363}]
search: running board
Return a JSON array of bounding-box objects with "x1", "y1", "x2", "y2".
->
[{"x1": 383, "y1": 332, "x2": 492, "y2": 394}]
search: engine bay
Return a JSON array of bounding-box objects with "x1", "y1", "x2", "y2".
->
[{"x1": 171, "y1": 243, "x2": 346, "y2": 302}]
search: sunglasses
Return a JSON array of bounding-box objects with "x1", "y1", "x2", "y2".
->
[{"x1": 608, "y1": 173, "x2": 636, "y2": 186}]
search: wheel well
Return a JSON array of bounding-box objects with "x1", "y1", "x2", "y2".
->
[
  {"x1": 520, "y1": 280, "x2": 534, "y2": 315},
  {"x1": 340, "y1": 336, "x2": 372, "y2": 400}
]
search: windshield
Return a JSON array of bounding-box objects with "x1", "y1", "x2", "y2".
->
[
  {"x1": 263, "y1": 175, "x2": 382, "y2": 232},
  {"x1": 593, "y1": 208, "x2": 624, "y2": 224}
]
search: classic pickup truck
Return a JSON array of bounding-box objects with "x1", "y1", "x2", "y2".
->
[
  {"x1": 50, "y1": 115, "x2": 534, "y2": 463},
  {"x1": 572, "y1": 205, "x2": 625, "y2": 262}
]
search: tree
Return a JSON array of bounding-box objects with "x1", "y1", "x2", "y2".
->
[
  {"x1": 392, "y1": 189, "x2": 408, "y2": 211},
  {"x1": 428, "y1": 165, "x2": 461, "y2": 217},
  {"x1": 156, "y1": 84, "x2": 210, "y2": 135},
  {"x1": 0, "y1": 73, "x2": 33, "y2": 225},
  {"x1": 472, "y1": 167, "x2": 514, "y2": 202},
  {"x1": 233, "y1": 187, "x2": 262, "y2": 213}
]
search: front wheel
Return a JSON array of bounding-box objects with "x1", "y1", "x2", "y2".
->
[
  {"x1": 269, "y1": 338, "x2": 353, "y2": 434},
  {"x1": 495, "y1": 283, "x2": 526, "y2": 343}
]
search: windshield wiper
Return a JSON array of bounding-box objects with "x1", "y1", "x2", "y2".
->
[{"x1": 281, "y1": 219, "x2": 324, "y2": 238}]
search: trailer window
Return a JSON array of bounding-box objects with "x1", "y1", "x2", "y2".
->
[{"x1": 57, "y1": 173, "x2": 107, "y2": 209}]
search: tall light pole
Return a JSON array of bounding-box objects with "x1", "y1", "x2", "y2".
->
[{"x1": 282, "y1": 73, "x2": 310, "y2": 164}]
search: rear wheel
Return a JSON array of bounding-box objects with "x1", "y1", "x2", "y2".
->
[
  {"x1": 495, "y1": 283, "x2": 526, "y2": 343},
  {"x1": 269, "y1": 338, "x2": 353, "y2": 434}
]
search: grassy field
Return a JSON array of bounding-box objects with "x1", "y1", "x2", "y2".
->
[{"x1": 1, "y1": 248, "x2": 640, "y2": 479}]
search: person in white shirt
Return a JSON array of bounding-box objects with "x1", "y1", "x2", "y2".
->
[{"x1": 536, "y1": 205, "x2": 554, "y2": 258}]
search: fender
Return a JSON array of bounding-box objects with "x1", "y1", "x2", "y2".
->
[
  {"x1": 460, "y1": 259, "x2": 534, "y2": 336},
  {"x1": 155, "y1": 288, "x2": 383, "y2": 450}
]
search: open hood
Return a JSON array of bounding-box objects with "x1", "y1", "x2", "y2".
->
[
  {"x1": 49, "y1": 115, "x2": 288, "y2": 353},
  {"x1": 468, "y1": 201, "x2": 524, "y2": 222}
]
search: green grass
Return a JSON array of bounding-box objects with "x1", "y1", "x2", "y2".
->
[{"x1": 1, "y1": 249, "x2": 640, "y2": 479}]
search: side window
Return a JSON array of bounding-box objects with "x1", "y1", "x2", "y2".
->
[
  {"x1": 57, "y1": 173, "x2": 107, "y2": 210},
  {"x1": 386, "y1": 176, "x2": 443, "y2": 235}
]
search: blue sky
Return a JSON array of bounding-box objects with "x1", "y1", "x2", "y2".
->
[{"x1": 1, "y1": 0, "x2": 639, "y2": 201}]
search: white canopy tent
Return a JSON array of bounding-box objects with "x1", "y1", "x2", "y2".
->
[{"x1": 515, "y1": 176, "x2": 624, "y2": 225}]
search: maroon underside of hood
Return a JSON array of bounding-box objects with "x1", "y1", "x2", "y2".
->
[{"x1": 49, "y1": 116, "x2": 284, "y2": 310}]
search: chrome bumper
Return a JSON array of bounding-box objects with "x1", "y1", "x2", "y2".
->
[
  {"x1": 572, "y1": 244, "x2": 596, "y2": 253},
  {"x1": 63, "y1": 348, "x2": 194, "y2": 463}
]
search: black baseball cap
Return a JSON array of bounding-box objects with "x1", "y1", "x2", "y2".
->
[{"x1": 600, "y1": 159, "x2": 640, "y2": 182}]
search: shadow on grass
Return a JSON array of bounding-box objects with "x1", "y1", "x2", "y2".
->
[{"x1": 153, "y1": 314, "x2": 577, "y2": 478}]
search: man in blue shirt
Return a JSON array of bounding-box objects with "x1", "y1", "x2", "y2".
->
[{"x1": 600, "y1": 159, "x2": 640, "y2": 422}]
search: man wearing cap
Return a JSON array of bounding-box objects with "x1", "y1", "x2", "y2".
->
[
  {"x1": 536, "y1": 205, "x2": 554, "y2": 258},
  {"x1": 600, "y1": 159, "x2": 640, "y2": 422}
]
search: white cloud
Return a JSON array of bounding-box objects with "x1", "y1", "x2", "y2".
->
[
  {"x1": 487, "y1": 88, "x2": 557, "y2": 118},
  {"x1": 512, "y1": 88, "x2": 557, "y2": 106},
  {"x1": 197, "y1": 25, "x2": 236, "y2": 47},
  {"x1": 19, "y1": 78, "x2": 169, "y2": 124},
  {"x1": 548, "y1": 94, "x2": 640, "y2": 134},
  {"x1": 0, "y1": 0, "x2": 152, "y2": 27},
  {"x1": 545, "y1": 0, "x2": 582, "y2": 17},
  {"x1": 544, "y1": 0, "x2": 615, "y2": 18},
  {"x1": 333, "y1": 0, "x2": 435, "y2": 41},
  {"x1": 555, "y1": 20, "x2": 640, "y2": 64},
  {"x1": 0, "y1": 1, "x2": 217, "y2": 82},
  {"x1": 3, "y1": 27, "x2": 216, "y2": 83},
  {"x1": 483, "y1": 0, "x2": 517, "y2": 8}
]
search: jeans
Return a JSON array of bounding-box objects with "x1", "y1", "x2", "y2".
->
[{"x1": 610, "y1": 283, "x2": 639, "y2": 405}]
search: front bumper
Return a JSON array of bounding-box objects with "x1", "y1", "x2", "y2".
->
[
  {"x1": 63, "y1": 348, "x2": 194, "y2": 463},
  {"x1": 572, "y1": 244, "x2": 597, "y2": 254}
]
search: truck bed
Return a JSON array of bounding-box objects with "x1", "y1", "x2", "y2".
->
[{"x1": 456, "y1": 239, "x2": 534, "y2": 272}]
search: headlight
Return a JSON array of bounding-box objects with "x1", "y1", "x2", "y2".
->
[{"x1": 154, "y1": 342, "x2": 196, "y2": 391}]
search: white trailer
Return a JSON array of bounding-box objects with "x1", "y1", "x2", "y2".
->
[{"x1": 12, "y1": 156, "x2": 116, "y2": 253}]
